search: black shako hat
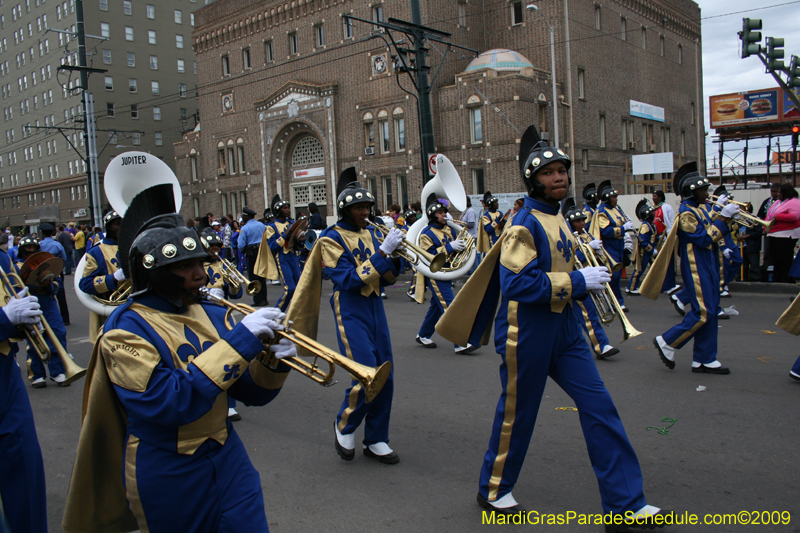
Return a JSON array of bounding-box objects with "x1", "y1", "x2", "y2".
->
[
  {"x1": 561, "y1": 197, "x2": 587, "y2": 222},
  {"x1": 673, "y1": 162, "x2": 710, "y2": 198},
  {"x1": 597, "y1": 180, "x2": 619, "y2": 201}
]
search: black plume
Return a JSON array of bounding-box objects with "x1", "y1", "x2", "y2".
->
[
  {"x1": 118, "y1": 184, "x2": 177, "y2": 277},
  {"x1": 337, "y1": 167, "x2": 357, "y2": 197},
  {"x1": 561, "y1": 197, "x2": 576, "y2": 216},
  {"x1": 519, "y1": 125, "x2": 542, "y2": 177}
]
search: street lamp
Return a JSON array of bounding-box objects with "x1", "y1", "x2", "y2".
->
[{"x1": 527, "y1": 4, "x2": 559, "y2": 149}]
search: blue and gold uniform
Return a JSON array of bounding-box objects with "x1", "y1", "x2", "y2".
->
[
  {"x1": 627, "y1": 201, "x2": 659, "y2": 294},
  {"x1": 205, "y1": 258, "x2": 243, "y2": 300},
  {"x1": 79, "y1": 218, "x2": 123, "y2": 342},
  {"x1": 318, "y1": 220, "x2": 398, "y2": 445},
  {"x1": 590, "y1": 181, "x2": 627, "y2": 307},
  {"x1": 0, "y1": 250, "x2": 48, "y2": 533},
  {"x1": 265, "y1": 212, "x2": 302, "y2": 311},
  {"x1": 416, "y1": 210, "x2": 460, "y2": 348},
  {"x1": 582, "y1": 183, "x2": 598, "y2": 228}
]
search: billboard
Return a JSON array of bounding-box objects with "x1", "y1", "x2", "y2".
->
[
  {"x1": 630, "y1": 100, "x2": 665, "y2": 122},
  {"x1": 709, "y1": 87, "x2": 800, "y2": 129}
]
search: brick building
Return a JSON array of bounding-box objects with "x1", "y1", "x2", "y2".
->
[{"x1": 176, "y1": 0, "x2": 703, "y2": 222}]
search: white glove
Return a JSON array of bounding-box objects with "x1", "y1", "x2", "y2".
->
[
  {"x1": 623, "y1": 221, "x2": 634, "y2": 232},
  {"x1": 269, "y1": 337, "x2": 297, "y2": 360},
  {"x1": 721, "y1": 203, "x2": 739, "y2": 219},
  {"x1": 209, "y1": 288, "x2": 225, "y2": 300},
  {"x1": 379, "y1": 228, "x2": 404, "y2": 255},
  {"x1": 715, "y1": 194, "x2": 729, "y2": 207},
  {"x1": 2, "y1": 288, "x2": 42, "y2": 325},
  {"x1": 588, "y1": 239, "x2": 603, "y2": 251},
  {"x1": 651, "y1": 248, "x2": 658, "y2": 257},
  {"x1": 241, "y1": 307, "x2": 285, "y2": 340},
  {"x1": 578, "y1": 266, "x2": 611, "y2": 292},
  {"x1": 723, "y1": 248, "x2": 732, "y2": 259},
  {"x1": 450, "y1": 239, "x2": 467, "y2": 252},
  {"x1": 113, "y1": 268, "x2": 126, "y2": 282}
]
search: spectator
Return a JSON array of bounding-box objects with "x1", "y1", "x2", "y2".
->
[
  {"x1": 74, "y1": 224, "x2": 86, "y2": 263},
  {"x1": 56, "y1": 224, "x2": 75, "y2": 275},
  {"x1": 766, "y1": 183, "x2": 800, "y2": 283},
  {"x1": 742, "y1": 203, "x2": 762, "y2": 282},
  {"x1": 222, "y1": 215, "x2": 234, "y2": 260},
  {"x1": 308, "y1": 202, "x2": 325, "y2": 230},
  {"x1": 758, "y1": 183, "x2": 780, "y2": 280}
]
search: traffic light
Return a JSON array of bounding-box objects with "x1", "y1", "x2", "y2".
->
[
  {"x1": 793, "y1": 125, "x2": 799, "y2": 149},
  {"x1": 766, "y1": 37, "x2": 785, "y2": 72},
  {"x1": 788, "y1": 56, "x2": 800, "y2": 88},
  {"x1": 741, "y1": 18, "x2": 762, "y2": 58}
]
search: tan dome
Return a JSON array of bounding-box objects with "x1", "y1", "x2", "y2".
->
[{"x1": 466, "y1": 49, "x2": 534, "y2": 73}]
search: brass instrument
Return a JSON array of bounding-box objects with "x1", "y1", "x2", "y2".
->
[
  {"x1": 0, "y1": 265, "x2": 87, "y2": 384},
  {"x1": 573, "y1": 234, "x2": 615, "y2": 325},
  {"x1": 201, "y1": 288, "x2": 391, "y2": 402},
  {"x1": 574, "y1": 237, "x2": 642, "y2": 342},
  {"x1": 372, "y1": 223, "x2": 447, "y2": 274},
  {"x1": 443, "y1": 220, "x2": 476, "y2": 271},
  {"x1": 709, "y1": 194, "x2": 774, "y2": 231},
  {"x1": 107, "y1": 279, "x2": 132, "y2": 303},
  {"x1": 220, "y1": 257, "x2": 261, "y2": 295}
]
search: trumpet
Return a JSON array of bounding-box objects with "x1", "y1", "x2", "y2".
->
[
  {"x1": 371, "y1": 223, "x2": 447, "y2": 274},
  {"x1": 0, "y1": 265, "x2": 87, "y2": 384},
  {"x1": 574, "y1": 238, "x2": 642, "y2": 342},
  {"x1": 220, "y1": 257, "x2": 261, "y2": 295},
  {"x1": 709, "y1": 194, "x2": 774, "y2": 231},
  {"x1": 200, "y1": 288, "x2": 391, "y2": 402}
]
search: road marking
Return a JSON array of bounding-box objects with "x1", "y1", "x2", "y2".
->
[{"x1": 757, "y1": 357, "x2": 772, "y2": 363}]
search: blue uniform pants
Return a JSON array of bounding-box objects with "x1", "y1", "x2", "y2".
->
[
  {"x1": 124, "y1": 430, "x2": 268, "y2": 533},
  {"x1": 574, "y1": 298, "x2": 611, "y2": 356},
  {"x1": 480, "y1": 305, "x2": 645, "y2": 513},
  {"x1": 418, "y1": 279, "x2": 455, "y2": 346},
  {"x1": 661, "y1": 255, "x2": 677, "y2": 292},
  {"x1": 26, "y1": 297, "x2": 66, "y2": 381},
  {"x1": 627, "y1": 251, "x2": 653, "y2": 292},
  {"x1": 792, "y1": 355, "x2": 800, "y2": 376},
  {"x1": 333, "y1": 292, "x2": 394, "y2": 445},
  {"x1": 275, "y1": 252, "x2": 301, "y2": 311}
]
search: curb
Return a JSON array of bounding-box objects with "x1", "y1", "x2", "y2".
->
[{"x1": 728, "y1": 281, "x2": 800, "y2": 296}]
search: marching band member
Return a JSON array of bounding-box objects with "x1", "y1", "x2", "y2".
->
[
  {"x1": 201, "y1": 228, "x2": 245, "y2": 421},
  {"x1": 1, "y1": 249, "x2": 47, "y2": 533},
  {"x1": 15, "y1": 236, "x2": 69, "y2": 388},
  {"x1": 590, "y1": 181, "x2": 632, "y2": 312},
  {"x1": 39, "y1": 222, "x2": 71, "y2": 326},
  {"x1": 652, "y1": 190, "x2": 680, "y2": 294},
  {"x1": 63, "y1": 185, "x2": 296, "y2": 533},
  {"x1": 237, "y1": 207, "x2": 268, "y2": 307},
  {"x1": 626, "y1": 200, "x2": 659, "y2": 296},
  {"x1": 78, "y1": 211, "x2": 124, "y2": 342},
  {"x1": 582, "y1": 183, "x2": 598, "y2": 227},
  {"x1": 713, "y1": 186, "x2": 743, "y2": 298},
  {"x1": 265, "y1": 195, "x2": 304, "y2": 311},
  {"x1": 641, "y1": 162, "x2": 739, "y2": 375},
  {"x1": 312, "y1": 168, "x2": 401, "y2": 464},
  {"x1": 563, "y1": 199, "x2": 619, "y2": 359},
  {"x1": 477, "y1": 191, "x2": 507, "y2": 254},
  {"x1": 414, "y1": 194, "x2": 475, "y2": 354},
  {"x1": 436, "y1": 126, "x2": 670, "y2": 528}
]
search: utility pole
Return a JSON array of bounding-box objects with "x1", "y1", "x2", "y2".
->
[{"x1": 409, "y1": 0, "x2": 435, "y2": 182}]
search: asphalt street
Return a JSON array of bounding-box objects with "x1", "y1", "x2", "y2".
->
[{"x1": 18, "y1": 275, "x2": 800, "y2": 532}]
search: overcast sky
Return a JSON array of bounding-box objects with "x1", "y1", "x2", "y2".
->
[{"x1": 700, "y1": 0, "x2": 800, "y2": 167}]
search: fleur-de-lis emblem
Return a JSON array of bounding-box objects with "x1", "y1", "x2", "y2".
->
[
  {"x1": 361, "y1": 265, "x2": 371, "y2": 276},
  {"x1": 223, "y1": 363, "x2": 241, "y2": 382},
  {"x1": 110, "y1": 254, "x2": 120, "y2": 269},
  {"x1": 556, "y1": 288, "x2": 568, "y2": 300},
  {"x1": 557, "y1": 228, "x2": 573, "y2": 262},
  {"x1": 207, "y1": 266, "x2": 221, "y2": 285},
  {"x1": 352, "y1": 238, "x2": 372, "y2": 264},
  {"x1": 176, "y1": 325, "x2": 215, "y2": 363}
]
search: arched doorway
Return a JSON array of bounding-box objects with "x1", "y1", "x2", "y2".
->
[{"x1": 287, "y1": 134, "x2": 327, "y2": 218}]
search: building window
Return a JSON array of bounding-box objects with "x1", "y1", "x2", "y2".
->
[
  {"x1": 661, "y1": 127, "x2": 670, "y2": 152},
  {"x1": 379, "y1": 120, "x2": 390, "y2": 153},
  {"x1": 577, "y1": 68, "x2": 585, "y2": 99},
  {"x1": 620, "y1": 17, "x2": 626, "y2": 41},
  {"x1": 154, "y1": 132, "x2": 163, "y2": 146},
  {"x1": 125, "y1": 26, "x2": 133, "y2": 41},
  {"x1": 151, "y1": 81, "x2": 159, "y2": 95},
  {"x1": 174, "y1": 10, "x2": 182, "y2": 24},
  {"x1": 221, "y1": 193, "x2": 228, "y2": 215},
  {"x1": 102, "y1": 49, "x2": 111, "y2": 63},
  {"x1": 106, "y1": 102, "x2": 115, "y2": 117},
  {"x1": 222, "y1": 54, "x2": 230, "y2": 75},
  {"x1": 472, "y1": 168, "x2": 485, "y2": 194},
  {"x1": 641, "y1": 26, "x2": 647, "y2": 49},
  {"x1": 680, "y1": 131, "x2": 686, "y2": 156},
  {"x1": 132, "y1": 132, "x2": 141, "y2": 146},
  {"x1": 190, "y1": 154, "x2": 198, "y2": 181},
  {"x1": 177, "y1": 59, "x2": 185, "y2": 72},
  {"x1": 242, "y1": 48, "x2": 251, "y2": 69},
  {"x1": 343, "y1": 15, "x2": 353, "y2": 39},
  {"x1": 582, "y1": 149, "x2": 589, "y2": 170},
  {"x1": 237, "y1": 140, "x2": 245, "y2": 172},
  {"x1": 315, "y1": 25, "x2": 324, "y2": 47},
  {"x1": 394, "y1": 116, "x2": 405, "y2": 151},
  {"x1": 382, "y1": 176, "x2": 393, "y2": 210},
  {"x1": 226, "y1": 144, "x2": 237, "y2": 174},
  {"x1": 104, "y1": 76, "x2": 113, "y2": 90},
  {"x1": 193, "y1": 198, "x2": 200, "y2": 218},
  {"x1": 101, "y1": 22, "x2": 110, "y2": 38},
  {"x1": 660, "y1": 35, "x2": 665, "y2": 57},
  {"x1": 511, "y1": 1, "x2": 522, "y2": 25},
  {"x1": 176, "y1": 35, "x2": 184, "y2": 48},
  {"x1": 217, "y1": 143, "x2": 226, "y2": 174},
  {"x1": 691, "y1": 102, "x2": 695, "y2": 125},
  {"x1": 594, "y1": 5, "x2": 601, "y2": 30},
  {"x1": 123, "y1": 0, "x2": 131, "y2": 15},
  {"x1": 150, "y1": 55, "x2": 158, "y2": 70},
  {"x1": 599, "y1": 115, "x2": 606, "y2": 148},
  {"x1": 289, "y1": 33, "x2": 298, "y2": 55},
  {"x1": 147, "y1": 30, "x2": 157, "y2": 45},
  {"x1": 128, "y1": 78, "x2": 137, "y2": 92},
  {"x1": 127, "y1": 52, "x2": 135, "y2": 67},
  {"x1": 458, "y1": 1, "x2": 467, "y2": 26},
  {"x1": 291, "y1": 136, "x2": 324, "y2": 167},
  {"x1": 229, "y1": 192, "x2": 237, "y2": 215},
  {"x1": 240, "y1": 192, "x2": 247, "y2": 210},
  {"x1": 178, "y1": 83, "x2": 186, "y2": 97},
  {"x1": 147, "y1": 4, "x2": 155, "y2": 19},
  {"x1": 130, "y1": 104, "x2": 138, "y2": 119},
  {"x1": 265, "y1": 40, "x2": 274, "y2": 62},
  {"x1": 470, "y1": 107, "x2": 482, "y2": 143},
  {"x1": 99, "y1": 0, "x2": 108, "y2": 10},
  {"x1": 622, "y1": 119, "x2": 634, "y2": 149},
  {"x1": 678, "y1": 44, "x2": 683, "y2": 65},
  {"x1": 372, "y1": 5, "x2": 384, "y2": 28},
  {"x1": 153, "y1": 106, "x2": 161, "y2": 120}
]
